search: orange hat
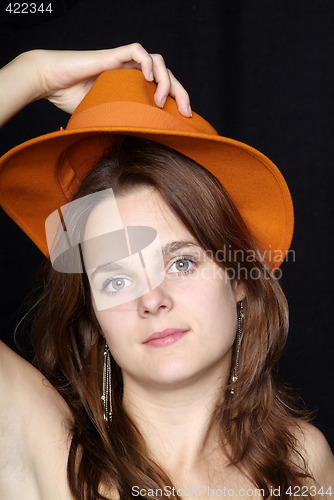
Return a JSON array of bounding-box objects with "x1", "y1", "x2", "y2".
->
[{"x1": 0, "y1": 69, "x2": 293, "y2": 268}]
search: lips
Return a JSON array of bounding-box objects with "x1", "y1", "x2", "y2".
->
[{"x1": 143, "y1": 328, "x2": 189, "y2": 347}]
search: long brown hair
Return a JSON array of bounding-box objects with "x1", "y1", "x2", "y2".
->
[{"x1": 32, "y1": 136, "x2": 312, "y2": 499}]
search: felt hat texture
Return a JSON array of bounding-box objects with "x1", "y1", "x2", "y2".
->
[{"x1": 0, "y1": 69, "x2": 293, "y2": 268}]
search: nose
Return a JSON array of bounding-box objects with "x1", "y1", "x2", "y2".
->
[{"x1": 137, "y1": 284, "x2": 173, "y2": 317}]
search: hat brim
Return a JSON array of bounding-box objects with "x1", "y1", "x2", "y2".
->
[{"x1": 0, "y1": 125, "x2": 293, "y2": 268}]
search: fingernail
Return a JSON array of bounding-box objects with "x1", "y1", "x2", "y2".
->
[
  {"x1": 149, "y1": 71, "x2": 154, "y2": 81},
  {"x1": 160, "y1": 96, "x2": 167, "y2": 108},
  {"x1": 188, "y1": 104, "x2": 192, "y2": 117}
]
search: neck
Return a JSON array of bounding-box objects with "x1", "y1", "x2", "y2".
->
[{"x1": 122, "y1": 357, "x2": 230, "y2": 477}]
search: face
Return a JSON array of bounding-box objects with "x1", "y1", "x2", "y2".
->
[{"x1": 87, "y1": 187, "x2": 243, "y2": 390}]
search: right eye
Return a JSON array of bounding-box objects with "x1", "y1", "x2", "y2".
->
[{"x1": 102, "y1": 276, "x2": 133, "y2": 295}]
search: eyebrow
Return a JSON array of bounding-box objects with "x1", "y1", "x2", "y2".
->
[
  {"x1": 90, "y1": 261, "x2": 124, "y2": 279},
  {"x1": 161, "y1": 240, "x2": 202, "y2": 256}
]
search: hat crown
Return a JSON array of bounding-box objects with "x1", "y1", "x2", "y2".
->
[{"x1": 66, "y1": 69, "x2": 218, "y2": 136}]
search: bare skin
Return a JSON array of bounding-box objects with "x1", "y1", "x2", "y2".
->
[
  {"x1": 0, "y1": 46, "x2": 333, "y2": 499},
  {"x1": 1, "y1": 340, "x2": 333, "y2": 499},
  {"x1": 0, "y1": 341, "x2": 72, "y2": 499}
]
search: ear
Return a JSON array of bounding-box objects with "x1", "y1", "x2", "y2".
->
[{"x1": 232, "y1": 280, "x2": 246, "y2": 303}]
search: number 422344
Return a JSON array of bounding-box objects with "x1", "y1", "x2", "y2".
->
[{"x1": 5, "y1": 3, "x2": 53, "y2": 13}]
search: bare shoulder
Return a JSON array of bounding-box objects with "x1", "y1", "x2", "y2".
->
[
  {"x1": 0, "y1": 340, "x2": 73, "y2": 499},
  {"x1": 0, "y1": 339, "x2": 70, "y2": 418},
  {"x1": 294, "y1": 421, "x2": 334, "y2": 491},
  {"x1": 0, "y1": 339, "x2": 72, "y2": 439}
]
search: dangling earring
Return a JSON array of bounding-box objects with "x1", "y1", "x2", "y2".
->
[
  {"x1": 230, "y1": 301, "x2": 244, "y2": 395},
  {"x1": 101, "y1": 342, "x2": 112, "y2": 424}
]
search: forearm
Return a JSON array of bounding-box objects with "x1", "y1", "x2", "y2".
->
[{"x1": 0, "y1": 52, "x2": 43, "y2": 128}]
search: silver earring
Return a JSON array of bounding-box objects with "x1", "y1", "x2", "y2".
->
[
  {"x1": 230, "y1": 301, "x2": 244, "y2": 395},
  {"x1": 101, "y1": 342, "x2": 112, "y2": 424}
]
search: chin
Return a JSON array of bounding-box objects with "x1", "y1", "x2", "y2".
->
[{"x1": 143, "y1": 361, "x2": 208, "y2": 389}]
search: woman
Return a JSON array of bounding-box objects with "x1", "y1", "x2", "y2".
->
[{"x1": 0, "y1": 45, "x2": 333, "y2": 500}]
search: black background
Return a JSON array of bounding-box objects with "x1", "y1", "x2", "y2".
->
[{"x1": 0, "y1": 0, "x2": 333, "y2": 451}]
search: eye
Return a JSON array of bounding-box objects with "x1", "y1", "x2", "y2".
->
[
  {"x1": 102, "y1": 276, "x2": 133, "y2": 294},
  {"x1": 168, "y1": 257, "x2": 196, "y2": 275}
]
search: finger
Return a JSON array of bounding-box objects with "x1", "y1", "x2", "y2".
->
[
  {"x1": 109, "y1": 43, "x2": 154, "y2": 82},
  {"x1": 150, "y1": 58, "x2": 192, "y2": 118},
  {"x1": 166, "y1": 69, "x2": 192, "y2": 118},
  {"x1": 150, "y1": 53, "x2": 172, "y2": 109}
]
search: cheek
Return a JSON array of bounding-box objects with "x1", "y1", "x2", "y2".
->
[
  {"x1": 94, "y1": 307, "x2": 132, "y2": 345},
  {"x1": 183, "y1": 272, "x2": 236, "y2": 312},
  {"x1": 192, "y1": 277, "x2": 238, "y2": 339},
  {"x1": 94, "y1": 294, "x2": 138, "y2": 332},
  {"x1": 95, "y1": 309, "x2": 112, "y2": 335},
  {"x1": 95, "y1": 309, "x2": 137, "y2": 369}
]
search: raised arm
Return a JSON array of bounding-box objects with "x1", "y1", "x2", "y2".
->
[{"x1": 0, "y1": 43, "x2": 191, "y2": 127}]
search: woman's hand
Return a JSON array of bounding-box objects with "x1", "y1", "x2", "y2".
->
[{"x1": 0, "y1": 43, "x2": 191, "y2": 127}]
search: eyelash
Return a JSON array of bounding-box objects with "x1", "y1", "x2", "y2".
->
[
  {"x1": 102, "y1": 275, "x2": 133, "y2": 295},
  {"x1": 167, "y1": 255, "x2": 199, "y2": 276}
]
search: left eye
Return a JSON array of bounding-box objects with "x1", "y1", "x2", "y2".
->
[
  {"x1": 102, "y1": 276, "x2": 133, "y2": 294},
  {"x1": 168, "y1": 257, "x2": 194, "y2": 274}
]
